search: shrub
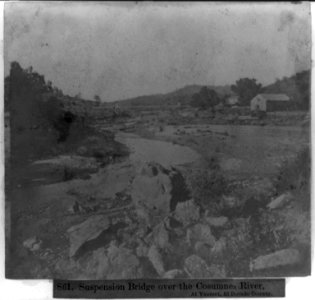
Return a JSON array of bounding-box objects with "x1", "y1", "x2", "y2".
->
[
  {"x1": 275, "y1": 147, "x2": 310, "y2": 194},
  {"x1": 190, "y1": 164, "x2": 227, "y2": 210}
]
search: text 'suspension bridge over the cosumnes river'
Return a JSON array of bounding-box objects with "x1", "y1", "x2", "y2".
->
[{"x1": 53, "y1": 279, "x2": 285, "y2": 298}]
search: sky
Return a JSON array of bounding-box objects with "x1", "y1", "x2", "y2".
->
[{"x1": 4, "y1": 2, "x2": 311, "y2": 102}]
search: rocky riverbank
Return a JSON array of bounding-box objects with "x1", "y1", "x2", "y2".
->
[{"x1": 9, "y1": 131, "x2": 310, "y2": 279}]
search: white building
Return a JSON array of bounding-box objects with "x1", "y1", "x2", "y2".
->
[
  {"x1": 226, "y1": 95, "x2": 239, "y2": 106},
  {"x1": 250, "y1": 94, "x2": 290, "y2": 112}
]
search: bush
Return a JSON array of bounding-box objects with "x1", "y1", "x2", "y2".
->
[
  {"x1": 249, "y1": 210, "x2": 291, "y2": 252},
  {"x1": 190, "y1": 163, "x2": 227, "y2": 210},
  {"x1": 275, "y1": 147, "x2": 310, "y2": 194}
]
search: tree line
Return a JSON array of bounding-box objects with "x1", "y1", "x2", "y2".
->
[{"x1": 190, "y1": 71, "x2": 310, "y2": 110}]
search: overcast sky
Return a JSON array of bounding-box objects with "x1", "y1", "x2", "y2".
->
[{"x1": 4, "y1": 2, "x2": 311, "y2": 102}]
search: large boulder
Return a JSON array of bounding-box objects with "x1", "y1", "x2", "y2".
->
[
  {"x1": 250, "y1": 248, "x2": 301, "y2": 271},
  {"x1": 131, "y1": 163, "x2": 172, "y2": 220},
  {"x1": 67, "y1": 215, "x2": 110, "y2": 257}
]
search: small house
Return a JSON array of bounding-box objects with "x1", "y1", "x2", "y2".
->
[
  {"x1": 250, "y1": 94, "x2": 290, "y2": 112},
  {"x1": 226, "y1": 95, "x2": 239, "y2": 106}
]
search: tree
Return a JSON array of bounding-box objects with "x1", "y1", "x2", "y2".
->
[
  {"x1": 190, "y1": 86, "x2": 220, "y2": 109},
  {"x1": 231, "y1": 78, "x2": 262, "y2": 106}
]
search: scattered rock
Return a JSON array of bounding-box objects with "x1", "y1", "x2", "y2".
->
[
  {"x1": 206, "y1": 216, "x2": 228, "y2": 228},
  {"x1": 147, "y1": 245, "x2": 165, "y2": 276},
  {"x1": 247, "y1": 178, "x2": 275, "y2": 199},
  {"x1": 83, "y1": 248, "x2": 110, "y2": 279},
  {"x1": 184, "y1": 255, "x2": 226, "y2": 278},
  {"x1": 208, "y1": 264, "x2": 226, "y2": 278},
  {"x1": 136, "y1": 241, "x2": 149, "y2": 257},
  {"x1": 140, "y1": 163, "x2": 160, "y2": 178},
  {"x1": 221, "y1": 195, "x2": 239, "y2": 209},
  {"x1": 134, "y1": 206, "x2": 151, "y2": 225},
  {"x1": 267, "y1": 192, "x2": 294, "y2": 210},
  {"x1": 163, "y1": 269, "x2": 183, "y2": 279},
  {"x1": 187, "y1": 223, "x2": 216, "y2": 247},
  {"x1": 211, "y1": 237, "x2": 227, "y2": 255},
  {"x1": 67, "y1": 215, "x2": 110, "y2": 257},
  {"x1": 184, "y1": 255, "x2": 212, "y2": 278},
  {"x1": 221, "y1": 158, "x2": 242, "y2": 171},
  {"x1": 174, "y1": 199, "x2": 200, "y2": 226},
  {"x1": 23, "y1": 237, "x2": 42, "y2": 252},
  {"x1": 67, "y1": 201, "x2": 83, "y2": 214},
  {"x1": 194, "y1": 241, "x2": 211, "y2": 258},
  {"x1": 152, "y1": 222, "x2": 169, "y2": 249},
  {"x1": 250, "y1": 249, "x2": 301, "y2": 271},
  {"x1": 106, "y1": 243, "x2": 143, "y2": 279}
]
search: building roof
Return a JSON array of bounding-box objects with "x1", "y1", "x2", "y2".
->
[{"x1": 256, "y1": 93, "x2": 290, "y2": 101}]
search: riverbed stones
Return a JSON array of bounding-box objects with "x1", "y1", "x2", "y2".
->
[
  {"x1": 174, "y1": 199, "x2": 200, "y2": 226},
  {"x1": 250, "y1": 248, "x2": 301, "y2": 271},
  {"x1": 67, "y1": 215, "x2": 110, "y2": 257}
]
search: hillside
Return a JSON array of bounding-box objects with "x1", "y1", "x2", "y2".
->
[
  {"x1": 117, "y1": 84, "x2": 231, "y2": 107},
  {"x1": 117, "y1": 70, "x2": 310, "y2": 109}
]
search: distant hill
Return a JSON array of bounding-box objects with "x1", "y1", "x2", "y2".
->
[
  {"x1": 117, "y1": 84, "x2": 231, "y2": 107},
  {"x1": 262, "y1": 70, "x2": 310, "y2": 109}
]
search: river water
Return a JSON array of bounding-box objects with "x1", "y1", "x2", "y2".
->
[{"x1": 116, "y1": 132, "x2": 201, "y2": 168}]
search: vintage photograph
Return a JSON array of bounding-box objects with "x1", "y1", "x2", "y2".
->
[{"x1": 4, "y1": 2, "x2": 311, "y2": 279}]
